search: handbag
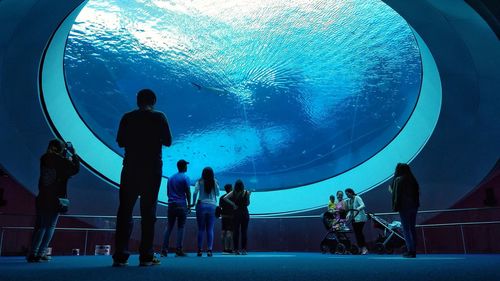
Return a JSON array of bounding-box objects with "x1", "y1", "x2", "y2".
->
[
  {"x1": 57, "y1": 198, "x2": 70, "y2": 213},
  {"x1": 215, "y1": 206, "x2": 222, "y2": 218}
]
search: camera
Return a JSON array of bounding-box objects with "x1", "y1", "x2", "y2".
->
[{"x1": 64, "y1": 142, "x2": 75, "y2": 158}]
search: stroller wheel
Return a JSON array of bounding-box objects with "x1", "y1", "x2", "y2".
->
[
  {"x1": 384, "y1": 246, "x2": 394, "y2": 254},
  {"x1": 399, "y1": 245, "x2": 407, "y2": 254},
  {"x1": 320, "y1": 242, "x2": 329, "y2": 254},
  {"x1": 349, "y1": 245, "x2": 360, "y2": 255},
  {"x1": 375, "y1": 243, "x2": 385, "y2": 255},
  {"x1": 335, "y1": 243, "x2": 346, "y2": 254},
  {"x1": 329, "y1": 246, "x2": 337, "y2": 254}
]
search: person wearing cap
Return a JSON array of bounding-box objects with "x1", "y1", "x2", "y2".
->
[
  {"x1": 161, "y1": 159, "x2": 191, "y2": 257},
  {"x1": 113, "y1": 89, "x2": 172, "y2": 267}
]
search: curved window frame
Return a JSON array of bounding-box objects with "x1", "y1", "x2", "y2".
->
[{"x1": 40, "y1": 0, "x2": 441, "y2": 215}]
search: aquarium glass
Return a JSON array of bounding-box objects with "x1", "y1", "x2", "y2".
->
[{"x1": 64, "y1": 0, "x2": 422, "y2": 191}]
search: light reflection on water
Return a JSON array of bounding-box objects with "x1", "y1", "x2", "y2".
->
[{"x1": 64, "y1": 0, "x2": 422, "y2": 190}]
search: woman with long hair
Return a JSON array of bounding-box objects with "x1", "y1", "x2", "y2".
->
[
  {"x1": 345, "y1": 188, "x2": 368, "y2": 255},
  {"x1": 27, "y1": 139, "x2": 80, "y2": 262},
  {"x1": 224, "y1": 179, "x2": 251, "y2": 255},
  {"x1": 193, "y1": 167, "x2": 219, "y2": 257},
  {"x1": 389, "y1": 163, "x2": 420, "y2": 258}
]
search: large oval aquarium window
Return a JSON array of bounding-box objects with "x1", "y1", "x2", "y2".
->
[{"x1": 63, "y1": 0, "x2": 422, "y2": 192}]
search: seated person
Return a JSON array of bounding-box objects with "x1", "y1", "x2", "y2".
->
[
  {"x1": 327, "y1": 195, "x2": 336, "y2": 212},
  {"x1": 324, "y1": 191, "x2": 349, "y2": 231}
]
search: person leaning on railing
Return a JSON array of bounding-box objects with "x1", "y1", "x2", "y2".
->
[{"x1": 224, "y1": 179, "x2": 251, "y2": 255}]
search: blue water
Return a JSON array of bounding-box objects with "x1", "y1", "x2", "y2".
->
[{"x1": 64, "y1": 0, "x2": 422, "y2": 191}]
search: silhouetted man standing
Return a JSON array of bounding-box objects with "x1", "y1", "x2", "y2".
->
[{"x1": 113, "y1": 89, "x2": 172, "y2": 266}]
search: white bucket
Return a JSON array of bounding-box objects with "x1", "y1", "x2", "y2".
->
[{"x1": 94, "y1": 245, "x2": 111, "y2": 255}]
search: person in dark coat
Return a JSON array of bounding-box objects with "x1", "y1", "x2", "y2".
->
[
  {"x1": 224, "y1": 179, "x2": 251, "y2": 255},
  {"x1": 113, "y1": 89, "x2": 172, "y2": 267},
  {"x1": 27, "y1": 139, "x2": 80, "y2": 262},
  {"x1": 389, "y1": 163, "x2": 420, "y2": 258}
]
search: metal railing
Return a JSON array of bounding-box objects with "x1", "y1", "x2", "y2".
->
[
  {"x1": 416, "y1": 220, "x2": 500, "y2": 254},
  {"x1": 0, "y1": 226, "x2": 115, "y2": 256},
  {"x1": 1, "y1": 207, "x2": 499, "y2": 256},
  {"x1": 1, "y1": 206, "x2": 498, "y2": 220}
]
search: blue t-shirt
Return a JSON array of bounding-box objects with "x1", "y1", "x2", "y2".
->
[{"x1": 167, "y1": 172, "x2": 190, "y2": 205}]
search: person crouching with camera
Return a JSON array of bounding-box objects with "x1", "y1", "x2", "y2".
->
[{"x1": 27, "y1": 139, "x2": 80, "y2": 262}]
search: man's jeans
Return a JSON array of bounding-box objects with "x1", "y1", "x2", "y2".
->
[{"x1": 162, "y1": 203, "x2": 188, "y2": 250}]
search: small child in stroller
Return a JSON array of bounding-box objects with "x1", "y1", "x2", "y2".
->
[{"x1": 320, "y1": 192, "x2": 359, "y2": 254}]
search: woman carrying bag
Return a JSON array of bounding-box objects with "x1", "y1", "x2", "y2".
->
[{"x1": 27, "y1": 139, "x2": 80, "y2": 262}]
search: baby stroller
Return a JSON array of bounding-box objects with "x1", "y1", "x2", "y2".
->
[
  {"x1": 368, "y1": 213, "x2": 406, "y2": 254},
  {"x1": 320, "y1": 209, "x2": 360, "y2": 254}
]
